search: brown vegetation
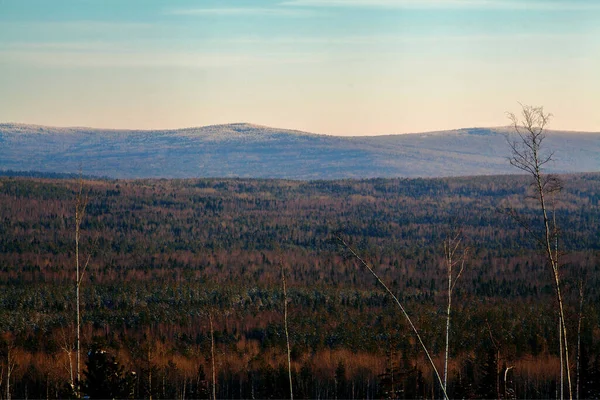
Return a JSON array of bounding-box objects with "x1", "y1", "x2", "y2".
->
[{"x1": 0, "y1": 174, "x2": 599, "y2": 398}]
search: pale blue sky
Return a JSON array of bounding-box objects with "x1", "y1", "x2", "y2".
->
[{"x1": 0, "y1": 0, "x2": 599, "y2": 135}]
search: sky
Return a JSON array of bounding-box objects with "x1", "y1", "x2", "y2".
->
[{"x1": 0, "y1": 0, "x2": 599, "y2": 135}]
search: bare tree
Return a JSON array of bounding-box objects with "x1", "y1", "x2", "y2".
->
[
  {"x1": 281, "y1": 265, "x2": 294, "y2": 400},
  {"x1": 442, "y1": 230, "x2": 468, "y2": 392},
  {"x1": 59, "y1": 325, "x2": 76, "y2": 392},
  {"x1": 504, "y1": 365, "x2": 515, "y2": 399},
  {"x1": 74, "y1": 178, "x2": 93, "y2": 397},
  {"x1": 2, "y1": 336, "x2": 18, "y2": 400},
  {"x1": 337, "y1": 236, "x2": 449, "y2": 400},
  {"x1": 576, "y1": 277, "x2": 585, "y2": 400},
  {"x1": 506, "y1": 104, "x2": 571, "y2": 399},
  {"x1": 209, "y1": 313, "x2": 217, "y2": 400}
]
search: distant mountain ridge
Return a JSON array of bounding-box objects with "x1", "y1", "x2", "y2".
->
[{"x1": 1, "y1": 122, "x2": 599, "y2": 179}]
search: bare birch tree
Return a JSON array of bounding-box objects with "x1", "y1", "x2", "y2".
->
[
  {"x1": 281, "y1": 265, "x2": 294, "y2": 400},
  {"x1": 59, "y1": 325, "x2": 76, "y2": 392},
  {"x1": 74, "y1": 178, "x2": 93, "y2": 398},
  {"x1": 576, "y1": 277, "x2": 585, "y2": 400},
  {"x1": 442, "y1": 230, "x2": 468, "y2": 392},
  {"x1": 2, "y1": 336, "x2": 17, "y2": 400},
  {"x1": 506, "y1": 104, "x2": 571, "y2": 399},
  {"x1": 209, "y1": 313, "x2": 217, "y2": 400}
]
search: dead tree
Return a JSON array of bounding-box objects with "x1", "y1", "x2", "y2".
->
[
  {"x1": 576, "y1": 277, "x2": 585, "y2": 400},
  {"x1": 281, "y1": 265, "x2": 294, "y2": 400},
  {"x1": 506, "y1": 104, "x2": 571, "y2": 399},
  {"x1": 209, "y1": 313, "x2": 217, "y2": 400},
  {"x1": 442, "y1": 229, "x2": 468, "y2": 392},
  {"x1": 74, "y1": 178, "x2": 92, "y2": 397}
]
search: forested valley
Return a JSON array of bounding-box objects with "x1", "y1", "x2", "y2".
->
[{"x1": 1, "y1": 174, "x2": 600, "y2": 399}]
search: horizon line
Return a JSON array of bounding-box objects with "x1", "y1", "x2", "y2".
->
[{"x1": 2, "y1": 121, "x2": 598, "y2": 137}]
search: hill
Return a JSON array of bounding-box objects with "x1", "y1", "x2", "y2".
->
[
  {"x1": 1, "y1": 174, "x2": 600, "y2": 398},
  {"x1": 1, "y1": 123, "x2": 599, "y2": 178}
]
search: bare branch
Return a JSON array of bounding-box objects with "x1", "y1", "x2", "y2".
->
[
  {"x1": 337, "y1": 235, "x2": 449, "y2": 400},
  {"x1": 505, "y1": 103, "x2": 571, "y2": 399},
  {"x1": 451, "y1": 248, "x2": 468, "y2": 293},
  {"x1": 79, "y1": 235, "x2": 100, "y2": 286}
]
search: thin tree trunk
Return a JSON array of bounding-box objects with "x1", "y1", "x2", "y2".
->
[
  {"x1": 504, "y1": 366, "x2": 514, "y2": 399},
  {"x1": 74, "y1": 179, "x2": 88, "y2": 398},
  {"x1": 209, "y1": 313, "x2": 217, "y2": 400},
  {"x1": 560, "y1": 315, "x2": 564, "y2": 400},
  {"x1": 59, "y1": 326, "x2": 75, "y2": 391},
  {"x1": 148, "y1": 346, "x2": 153, "y2": 400},
  {"x1": 0, "y1": 364, "x2": 4, "y2": 400},
  {"x1": 76, "y1": 227, "x2": 81, "y2": 398},
  {"x1": 282, "y1": 266, "x2": 294, "y2": 400},
  {"x1": 73, "y1": 179, "x2": 95, "y2": 399},
  {"x1": 7, "y1": 359, "x2": 11, "y2": 400},
  {"x1": 507, "y1": 105, "x2": 571, "y2": 399},
  {"x1": 576, "y1": 280, "x2": 584, "y2": 400},
  {"x1": 496, "y1": 349, "x2": 500, "y2": 400},
  {"x1": 444, "y1": 256, "x2": 451, "y2": 392},
  {"x1": 6, "y1": 344, "x2": 15, "y2": 400},
  {"x1": 443, "y1": 233, "x2": 466, "y2": 393},
  {"x1": 536, "y1": 165, "x2": 572, "y2": 400},
  {"x1": 337, "y1": 236, "x2": 449, "y2": 400}
]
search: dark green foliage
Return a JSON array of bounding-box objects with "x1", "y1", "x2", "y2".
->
[
  {"x1": 477, "y1": 347, "x2": 499, "y2": 400},
  {"x1": 454, "y1": 357, "x2": 477, "y2": 399},
  {"x1": 193, "y1": 364, "x2": 211, "y2": 399},
  {"x1": 83, "y1": 343, "x2": 136, "y2": 399},
  {"x1": 335, "y1": 361, "x2": 347, "y2": 399},
  {"x1": 580, "y1": 344, "x2": 600, "y2": 399},
  {"x1": 377, "y1": 348, "x2": 426, "y2": 400}
]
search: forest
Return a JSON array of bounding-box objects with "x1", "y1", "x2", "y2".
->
[{"x1": 1, "y1": 173, "x2": 600, "y2": 399}]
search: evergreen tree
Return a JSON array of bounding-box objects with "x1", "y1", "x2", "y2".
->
[
  {"x1": 477, "y1": 348, "x2": 499, "y2": 400},
  {"x1": 82, "y1": 344, "x2": 136, "y2": 399},
  {"x1": 454, "y1": 357, "x2": 476, "y2": 399},
  {"x1": 335, "y1": 361, "x2": 348, "y2": 399}
]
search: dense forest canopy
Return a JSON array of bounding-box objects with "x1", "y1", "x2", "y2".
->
[{"x1": 0, "y1": 174, "x2": 599, "y2": 399}]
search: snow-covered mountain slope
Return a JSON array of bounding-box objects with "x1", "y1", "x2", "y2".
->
[{"x1": 1, "y1": 123, "x2": 598, "y2": 179}]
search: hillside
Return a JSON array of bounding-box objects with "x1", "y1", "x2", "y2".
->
[
  {"x1": 1, "y1": 174, "x2": 600, "y2": 398},
  {"x1": 1, "y1": 123, "x2": 599, "y2": 178}
]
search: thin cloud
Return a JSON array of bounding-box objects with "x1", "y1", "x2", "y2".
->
[
  {"x1": 279, "y1": 0, "x2": 600, "y2": 11},
  {"x1": 0, "y1": 41, "x2": 124, "y2": 52},
  {"x1": 0, "y1": 49, "x2": 323, "y2": 68},
  {"x1": 223, "y1": 32, "x2": 592, "y2": 45},
  {"x1": 167, "y1": 7, "x2": 313, "y2": 17},
  {"x1": 2, "y1": 20, "x2": 155, "y2": 31}
]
